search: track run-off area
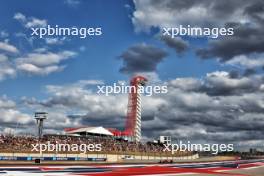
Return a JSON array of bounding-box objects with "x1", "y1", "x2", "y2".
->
[{"x1": 0, "y1": 159, "x2": 264, "y2": 176}]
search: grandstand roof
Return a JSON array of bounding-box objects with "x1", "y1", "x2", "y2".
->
[{"x1": 65, "y1": 126, "x2": 113, "y2": 136}]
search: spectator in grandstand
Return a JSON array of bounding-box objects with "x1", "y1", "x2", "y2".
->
[{"x1": 0, "y1": 134, "x2": 177, "y2": 155}]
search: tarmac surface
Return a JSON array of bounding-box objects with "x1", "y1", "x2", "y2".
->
[{"x1": 0, "y1": 159, "x2": 263, "y2": 176}]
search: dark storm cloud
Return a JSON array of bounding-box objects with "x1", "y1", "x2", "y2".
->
[
  {"x1": 193, "y1": 0, "x2": 264, "y2": 61},
  {"x1": 160, "y1": 36, "x2": 189, "y2": 54},
  {"x1": 137, "y1": 72, "x2": 264, "y2": 148},
  {"x1": 133, "y1": 0, "x2": 252, "y2": 30},
  {"x1": 196, "y1": 24, "x2": 264, "y2": 61},
  {"x1": 141, "y1": 79, "x2": 264, "y2": 146},
  {"x1": 68, "y1": 114, "x2": 125, "y2": 130},
  {"x1": 200, "y1": 77, "x2": 260, "y2": 96},
  {"x1": 133, "y1": 0, "x2": 264, "y2": 64},
  {"x1": 244, "y1": 1, "x2": 264, "y2": 23},
  {"x1": 119, "y1": 43, "x2": 167, "y2": 74},
  {"x1": 151, "y1": 0, "x2": 247, "y2": 16},
  {"x1": 20, "y1": 72, "x2": 264, "y2": 149},
  {"x1": 229, "y1": 70, "x2": 240, "y2": 79},
  {"x1": 243, "y1": 69, "x2": 257, "y2": 77},
  {"x1": 168, "y1": 71, "x2": 263, "y2": 96}
]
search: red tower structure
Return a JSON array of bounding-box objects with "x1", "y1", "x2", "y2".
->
[{"x1": 122, "y1": 76, "x2": 147, "y2": 142}]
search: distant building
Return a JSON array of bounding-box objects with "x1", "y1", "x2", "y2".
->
[
  {"x1": 249, "y1": 148, "x2": 257, "y2": 154},
  {"x1": 159, "y1": 136, "x2": 171, "y2": 145},
  {"x1": 64, "y1": 126, "x2": 113, "y2": 137}
]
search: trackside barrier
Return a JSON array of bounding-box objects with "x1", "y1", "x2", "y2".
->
[
  {"x1": 0, "y1": 153, "x2": 199, "y2": 162},
  {"x1": 0, "y1": 156, "x2": 107, "y2": 161}
]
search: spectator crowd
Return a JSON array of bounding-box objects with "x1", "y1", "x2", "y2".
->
[{"x1": 0, "y1": 134, "x2": 171, "y2": 154}]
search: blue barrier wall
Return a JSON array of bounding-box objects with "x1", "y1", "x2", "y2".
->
[{"x1": 0, "y1": 156, "x2": 106, "y2": 161}]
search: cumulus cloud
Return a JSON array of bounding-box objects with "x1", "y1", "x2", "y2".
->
[
  {"x1": 0, "y1": 31, "x2": 9, "y2": 38},
  {"x1": 0, "y1": 109, "x2": 32, "y2": 124},
  {"x1": 0, "y1": 54, "x2": 16, "y2": 81},
  {"x1": 226, "y1": 54, "x2": 264, "y2": 69},
  {"x1": 45, "y1": 37, "x2": 67, "y2": 45},
  {"x1": 244, "y1": 1, "x2": 264, "y2": 23},
  {"x1": 132, "y1": 0, "x2": 251, "y2": 32},
  {"x1": 64, "y1": 0, "x2": 80, "y2": 7},
  {"x1": 13, "y1": 13, "x2": 26, "y2": 22},
  {"x1": 132, "y1": 0, "x2": 264, "y2": 71},
  {"x1": 21, "y1": 80, "x2": 129, "y2": 131},
  {"x1": 21, "y1": 78, "x2": 166, "y2": 132},
  {"x1": 44, "y1": 82, "x2": 127, "y2": 118},
  {"x1": 0, "y1": 44, "x2": 74, "y2": 79},
  {"x1": 0, "y1": 96, "x2": 33, "y2": 134},
  {"x1": 202, "y1": 71, "x2": 260, "y2": 96},
  {"x1": 168, "y1": 77, "x2": 202, "y2": 91},
  {"x1": 140, "y1": 73, "x2": 264, "y2": 150},
  {"x1": 0, "y1": 0, "x2": 261, "y2": 150},
  {"x1": 169, "y1": 71, "x2": 262, "y2": 96},
  {"x1": 17, "y1": 71, "x2": 264, "y2": 150},
  {"x1": 17, "y1": 64, "x2": 66, "y2": 75},
  {"x1": 160, "y1": 36, "x2": 189, "y2": 54},
  {"x1": 190, "y1": 1, "x2": 264, "y2": 62},
  {"x1": 0, "y1": 96, "x2": 16, "y2": 109},
  {"x1": 14, "y1": 12, "x2": 47, "y2": 28},
  {"x1": 0, "y1": 42, "x2": 19, "y2": 53},
  {"x1": 64, "y1": 0, "x2": 81, "y2": 7},
  {"x1": 119, "y1": 43, "x2": 167, "y2": 75},
  {"x1": 16, "y1": 50, "x2": 76, "y2": 75},
  {"x1": 196, "y1": 23, "x2": 264, "y2": 61},
  {"x1": 0, "y1": 13, "x2": 77, "y2": 80}
]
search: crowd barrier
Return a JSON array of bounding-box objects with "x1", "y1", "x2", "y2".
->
[
  {"x1": 0, "y1": 152, "x2": 199, "y2": 162},
  {"x1": 0, "y1": 156, "x2": 106, "y2": 161}
]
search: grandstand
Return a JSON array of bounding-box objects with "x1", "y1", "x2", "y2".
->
[
  {"x1": 0, "y1": 134, "x2": 198, "y2": 163},
  {"x1": 0, "y1": 76, "x2": 197, "y2": 162}
]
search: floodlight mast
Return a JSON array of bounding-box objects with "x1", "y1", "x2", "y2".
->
[{"x1": 34, "y1": 112, "x2": 47, "y2": 139}]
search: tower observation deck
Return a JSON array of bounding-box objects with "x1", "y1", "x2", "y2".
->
[{"x1": 123, "y1": 76, "x2": 147, "y2": 142}]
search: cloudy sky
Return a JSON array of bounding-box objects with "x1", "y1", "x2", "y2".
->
[{"x1": 0, "y1": 0, "x2": 264, "y2": 151}]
